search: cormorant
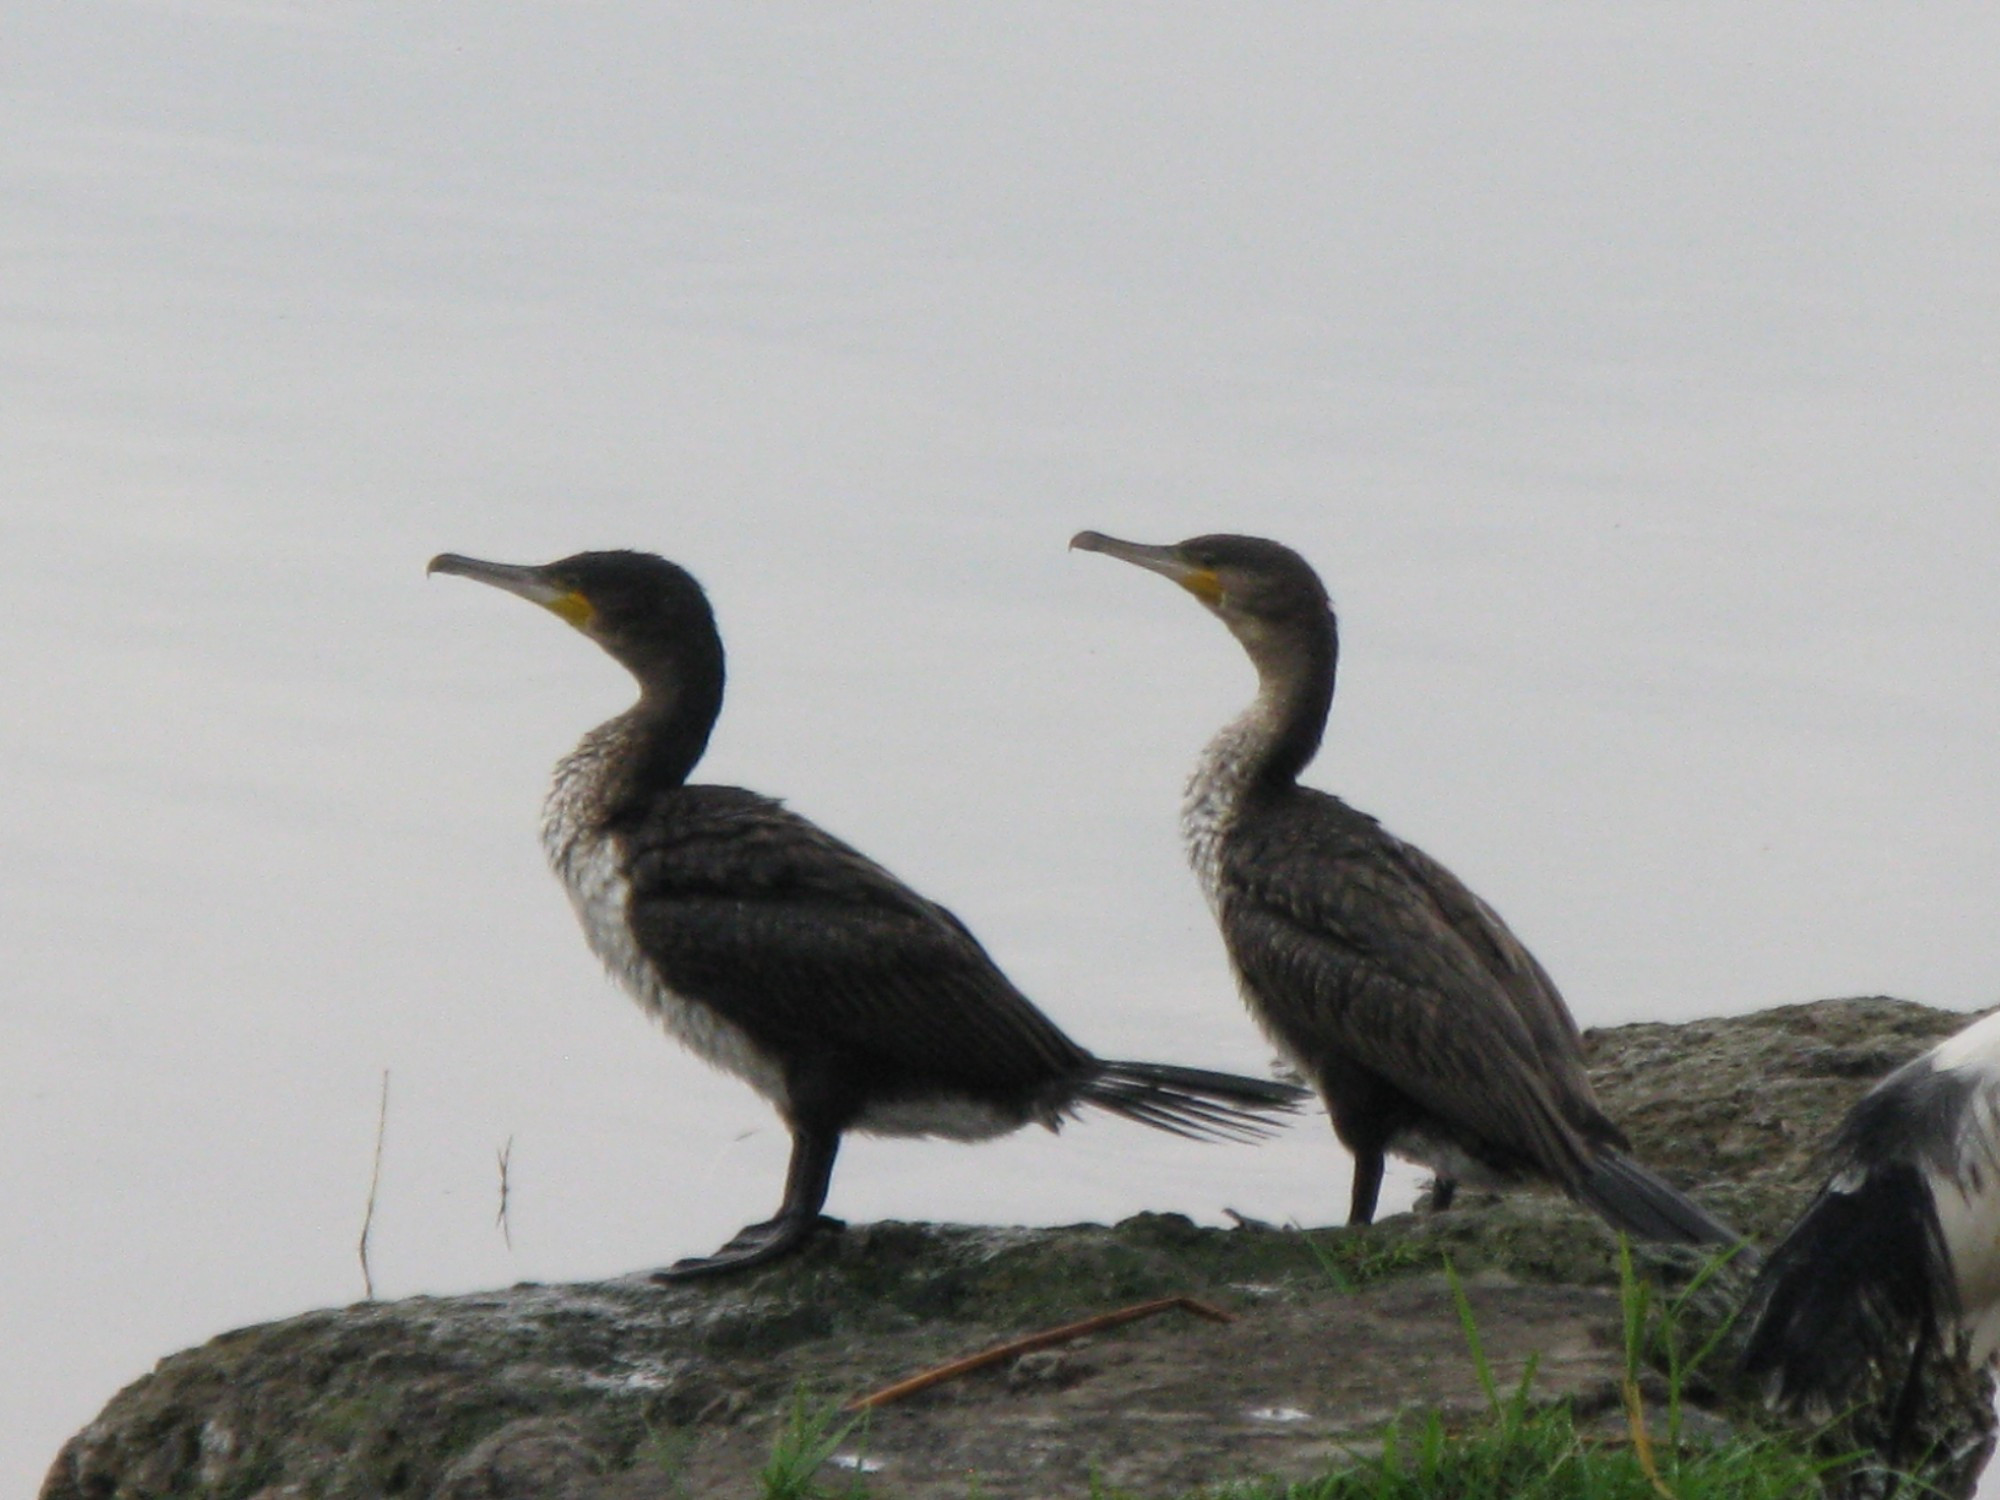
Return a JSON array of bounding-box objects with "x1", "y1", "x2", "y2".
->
[
  {"x1": 1742, "y1": 1009, "x2": 2000, "y2": 1434},
  {"x1": 1070, "y1": 530, "x2": 1738, "y2": 1247},
  {"x1": 430, "y1": 548, "x2": 1306, "y2": 1278}
]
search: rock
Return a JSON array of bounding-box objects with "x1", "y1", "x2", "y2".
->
[
  {"x1": 1005, "y1": 1348, "x2": 1093, "y2": 1392},
  {"x1": 433, "y1": 1417, "x2": 608, "y2": 1500},
  {"x1": 40, "y1": 997, "x2": 1996, "y2": 1499}
]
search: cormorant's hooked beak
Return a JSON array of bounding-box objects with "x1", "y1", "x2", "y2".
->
[
  {"x1": 1069, "y1": 530, "x2": 1223, "y2": 606},
  {"x1": 427, "y1": 553, "x2": 595, "y2": 631}
]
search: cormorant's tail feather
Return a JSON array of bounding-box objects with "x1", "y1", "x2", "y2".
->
[
  {"x1": 1740, "y1": 1161, "x2": 1952, "y2": 1417},
  {"x1": 1577, "y1": 1149, "x2": 1750, "y2": 1254},
  {"x1": 1085, "y1": 1060, "x2": 1311, "y2": 1142}
]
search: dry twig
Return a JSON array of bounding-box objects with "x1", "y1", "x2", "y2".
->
[
  {"x1": 495, "y1": 1135, "x2": 514, "y2": 1249},
  {"x1": 359, "y1": 1069, "x2": 390, "y2": 1300},
  {"x1": 847, "y1": 1295, "x2": 1232, "y2": 1412}
]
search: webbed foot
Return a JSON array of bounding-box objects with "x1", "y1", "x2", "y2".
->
[{"x1": 650, "y1": 1213, "x2": 844, "y2": 1282}]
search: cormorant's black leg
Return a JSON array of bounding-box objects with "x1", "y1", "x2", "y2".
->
[
  {"x1": 653, "y1": 1127, "x2": 844, "y2": 1282},
  {"x1": 1348, "y1": 1147, "x2": 1385, "y2": 1226}
]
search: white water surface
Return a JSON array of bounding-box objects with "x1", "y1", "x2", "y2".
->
[{"x1": 6, "y1": 6, "x2": 2000, "y2": 1492}]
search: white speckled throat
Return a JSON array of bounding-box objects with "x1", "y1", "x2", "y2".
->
[{"x1": 1182, "y1": 687, "x2": 1287, "y2": 911}]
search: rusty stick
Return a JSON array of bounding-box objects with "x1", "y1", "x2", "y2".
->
[{"x1": 846, "y1": 1295, "x2": 1233, "y2": 1412}]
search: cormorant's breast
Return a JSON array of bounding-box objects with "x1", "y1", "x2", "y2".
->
[{"x1": 542, "y1": 714, "x2": 796, "y2": 1108}]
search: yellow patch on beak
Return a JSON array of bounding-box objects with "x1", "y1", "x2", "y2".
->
[
  {"x1": 545, "y1": 591, "x2": 595, "y2": 630},
  {"x1": 1179, "y1": 569, "x2": 1224, "y2": 606}
]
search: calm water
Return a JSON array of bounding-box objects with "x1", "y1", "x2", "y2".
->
[{"x1": 7, "y1": 7, "x2": 2000, "y2": 1492}]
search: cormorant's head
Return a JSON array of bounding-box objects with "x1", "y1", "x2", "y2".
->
[
  {"x1": 427, "y1": 549, "x2": 722, "y2": 696},
  {"x1": 1070, "y1": 531, "x2": 1334, "y2": 678}
]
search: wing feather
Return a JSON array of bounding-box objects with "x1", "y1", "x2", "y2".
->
[
  {"x1": 1219, "y1": 787, "x2": 1602, "y2": 1179},
  {"x1": 622, "y1": 787, "x2": 1089, "y2": 1094}
]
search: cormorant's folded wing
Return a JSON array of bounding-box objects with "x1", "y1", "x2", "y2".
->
[
  {"x1": 1219, "y1": 794, "x2": 1599, "y2": 1183},
  {"x1": 621, "y1": 787, "x2": 1090, "y2": 1093}
]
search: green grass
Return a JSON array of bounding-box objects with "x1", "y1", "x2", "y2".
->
[
  {"x1": 1199, "y1": 1247, "x2": 1839, "y2": 1499},
  {"x1": 1201, "y1": 1398, "x2": 1836, "y2": 1499},
  {"x1": 757, "y1": 1242, "x2": 1882, "y2": 1500},
  {"x1": 1294, "y1": 1224, "x2": 1432, "y2": 1292},
  {"x1": 759, "y1": 1391, "x2": 871, "y2": 1500},
  {"x1": 1199, "y1": 1241, "x2": 1885, "y2": 1500}
]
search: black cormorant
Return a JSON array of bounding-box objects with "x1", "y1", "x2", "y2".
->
[
  {"x1": 1070, "y1": 530, "x2": 1738, "y2": 1247},
  {"x1": 1742, "y1": 1008, "x2": 2000, "y2": 1433},
  {"x1": 430, "y1": 548, "x2": 1306, "y2": 1278}
]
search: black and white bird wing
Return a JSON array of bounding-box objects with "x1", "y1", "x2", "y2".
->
[
  {"x1": 1744, "y1": 1015, "x2": 2000, "y2": 1413},
  {"x1": 1219, "y1": 794, "x2": 1596, "y2": 1185},
  {"x1": 621, "y1": 787, "x2": 1092, "y2": 1098}
]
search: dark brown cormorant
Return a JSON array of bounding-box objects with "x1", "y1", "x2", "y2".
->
[
  {"x1": 1070, "y1": 530, "x2": 1738, "y2": 1247},
  {"x1": 429, "y1": 548, "x2": 1306, "y2": 1278}
]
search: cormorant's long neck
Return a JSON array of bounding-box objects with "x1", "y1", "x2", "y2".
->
[
  {"x1": 1239, "y1": 607, "x2": 1338, "y2": 790},
  {"x1": 625, "y1": 646, "x2": 725, "y2": 795},
  {"x1": 1183, "y1": 607, "x2": 1337, "y2": 897},
  {"x1": 1212, "y1": 606, "x2": 1338, "y2": 791}
]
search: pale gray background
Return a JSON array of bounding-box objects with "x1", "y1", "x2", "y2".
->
[{"x1": 6, "y1": 4, "x2": 2000, "y2": 1492}]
